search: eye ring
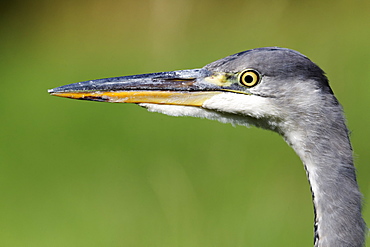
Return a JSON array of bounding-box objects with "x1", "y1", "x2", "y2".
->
[{"x1": 238, "y1": 69, "x2": 261, "y2": 87}]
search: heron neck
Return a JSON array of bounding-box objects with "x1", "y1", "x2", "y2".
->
[{"x1": 282, "y1": 117, "x2": 366, "y2": 247}]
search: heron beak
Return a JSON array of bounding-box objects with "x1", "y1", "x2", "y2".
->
[{"x1": 48, "y1": 69, "x2": 238, "y2": 107}]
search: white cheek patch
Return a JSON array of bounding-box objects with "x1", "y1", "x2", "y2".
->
[
  {"x1": 202, "y1": 93, "x2": 280, "y2": 119},
  {"x1": 139, "y1": 93, "x2": 281, "y2": 128},
  {"x1": 140, "y1": 104, "x2": 210, "y2": 118},
  {"x1": 139, "y1": 103, "x2": 252, "y2": 127}
]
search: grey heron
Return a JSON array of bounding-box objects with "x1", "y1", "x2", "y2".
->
[{"x1": 49, "y1": 47, "x2": 366, "y2": 246}]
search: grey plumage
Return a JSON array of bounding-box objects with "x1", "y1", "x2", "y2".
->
[{"x1": 49, "y1": 47, "x2": 367, "y2": 246}]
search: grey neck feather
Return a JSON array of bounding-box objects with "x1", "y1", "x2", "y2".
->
[
  {"x1": 280, "y1": 96, "x2": 366, "y2": 247},
  {"x1": 141, "y1": 76, "x2": 368, "y2": 246}
]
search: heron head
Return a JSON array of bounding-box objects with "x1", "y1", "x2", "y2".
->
[{"x1": 49, "y1": 47, "x2": 334, "y2": 132}]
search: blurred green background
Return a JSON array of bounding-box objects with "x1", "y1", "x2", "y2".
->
[{"x1": 1, "y1": 0, "x2": 369, "y2": 246}]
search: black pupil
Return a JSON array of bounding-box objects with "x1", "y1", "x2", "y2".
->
[{"x1": 244, "y1": 74, "x2": 254, "y2": 84}]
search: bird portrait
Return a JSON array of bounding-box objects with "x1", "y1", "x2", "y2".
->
[{"x1": 49, "y1": 47, "x2": 366, "y2": 247}]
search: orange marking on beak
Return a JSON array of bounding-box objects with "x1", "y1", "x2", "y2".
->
[{"x1": 51, "y1": 91, "x2": 222, "y2": 106}]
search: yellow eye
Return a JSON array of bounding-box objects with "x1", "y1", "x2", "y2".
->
[{"x1": 238, "y1": 69, "x2": 261, "y2": 87}]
